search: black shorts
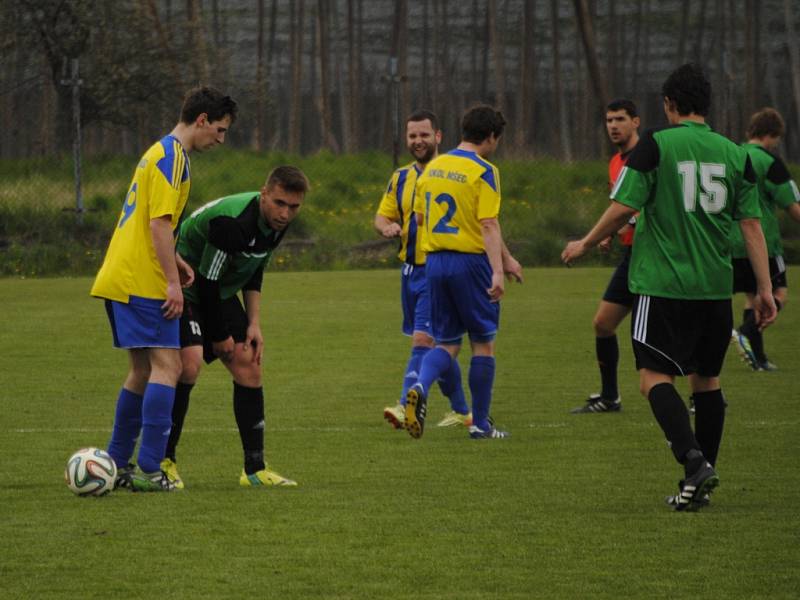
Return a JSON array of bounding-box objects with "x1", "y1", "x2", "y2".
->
[
  {"x1": 631, "y1": 295, "x2": 732, "y2": 377},
  {"x1": 180, "y1": 296, "x2": 249, "y2": 364},
  {"x1": 602, "y1": 247, "x2": 634, "y2": 307},
  {"x1": 732, "y1": 256, "x2": 787, "y2": 294}
]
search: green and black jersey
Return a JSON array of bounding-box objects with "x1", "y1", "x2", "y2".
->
[
  {"x1": 729, "y1": 143, "x2": 800, "y2": 258},
  {"x1": 611, "y1": 121, "x2": 760, "y2": 299},
  {"x1": 176, "y1": 192, "x2": 286, "y2": 339}
]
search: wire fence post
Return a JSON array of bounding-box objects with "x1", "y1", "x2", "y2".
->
[
  {"x1": 384, "y1": 57, "x2": 403, "y2": 170},
  {"x1": 60, "y1": 57, "x2": 83, "y2": 223}
]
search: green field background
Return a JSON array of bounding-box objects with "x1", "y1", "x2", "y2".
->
[{"x1": 1, "y1": 268, "x2": 798, "y2": 599}]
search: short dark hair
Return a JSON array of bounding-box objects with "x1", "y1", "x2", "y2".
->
[
  {"x1": 606, "y1": 98, "x2": 638, "y2": 118},
  {"x1": 180, "y1": 86, "x2": 239, "y2": 124},
  {"x1": 746, "y1": 107, "x2": 785, "y2": 139},
  {"x1": 407, "y1": 109, "x2": 440, "y2": 131},
  {"x1": 461, "y1": 105, "x2": 506, "y2": 144},
  {"x1": 661, "y1": 63, "x2": 711, "y2": 117},
  {"x1": 266, "y1": 165, "x2": 310, "y2": 194}
]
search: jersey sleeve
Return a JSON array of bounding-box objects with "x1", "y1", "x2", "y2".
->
[
  {"x1": 413, "y1": 175, "x2": 427, "y2": 215},
  {"x1": 765, "y1": 157, "x2": 800, "y2": 209},
  {"x1": 733, "y1": 154, "x2": 761, "y2": 220},
  {"x1": 476, "y1": 165, "x2": 501, "y2": 220},
  {"x1": 610, "y1": 129, "x2": 659, "y2": 210},
  {"x1": 148, "y1": 143, "x2": 185, "y2": 220},
  {"x1": 376, "y1": 173, "x2": 400, "y2": 220}
]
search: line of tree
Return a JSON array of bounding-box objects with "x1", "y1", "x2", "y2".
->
[{"x1": 1, "y1": 0, "x2": 799, "y2": 161}]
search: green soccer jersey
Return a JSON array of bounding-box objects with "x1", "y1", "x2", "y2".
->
[
  {"x1": 611, "y1": 121, "x2": 760, "y2": 300},
  {"x1": 176, "y1": 192, "x2": 287, "y2": 304},
  {"x1": 729, "y1": 143, "x2": 800, "y2": 258}
]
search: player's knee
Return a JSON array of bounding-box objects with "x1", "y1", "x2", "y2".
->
[
  {"x1": 180, "y1": 360, "x2": 202, "y2": 384},
  {"x1": 232, "y1": 363, "x2": 261, "y2": 387},
  {"x1": 593, "y1": 315, "x2": 615, "y2": 337},
  {"x1": 411, "y1": 331, "x2": 434, "y2": 347}
]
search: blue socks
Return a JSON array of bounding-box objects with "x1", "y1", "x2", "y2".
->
[
  {"x1": 416, "y1": 347, "x2": 453, "y2": 397},
  {"x1": 107, "y1": 388, "x2": 143, "y2": 468},
  {"x1": 469, "y1": 356, "x2": 496, "y2": 430},
  {"x1": 401, "y1": 346, "x2": 430, "y2": 406},
  {"x1": 437, "y1": 357, "x2": 469, "y2": 415},
  {"x1": 138, "y1": 383, "x2": 176, "y2": 474}
]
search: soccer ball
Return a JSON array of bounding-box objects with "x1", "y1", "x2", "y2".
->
[{"x1": 64, "y1": 447, "x2": 117, "y2": 496}]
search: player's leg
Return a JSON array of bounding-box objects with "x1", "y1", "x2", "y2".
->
[
  {"x1": 107, "y1": 348, "x2": 149, "y2": 480},
  {"x1": 163, "y1": 304, "x2": 204, "y2": 486},
  {"x1": 731, "y1": 258, "x2": 761, "y2": 369},
  {"x1": 220, "y1": 297, "x2": 296, "y2": 486},
  {"x1": 574, "y1": 251, "x2": 633, "y2": 413},
  {"x1": 632, "y1": 295, "x2": 716, "y2": 510}
]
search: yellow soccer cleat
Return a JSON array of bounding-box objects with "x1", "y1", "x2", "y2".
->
[
  {"x1": 383, "y1": 404, "x2": 405, "y2": 429},
  {"x1": 436, "y1": 411, "x2": 473, "y2": 427},
  {"x1": 240, "y1": 467, "x2": 298, "y2": 487},
  {"x1": 160, "y1": 458, "x2": 185, "y2": 490}
]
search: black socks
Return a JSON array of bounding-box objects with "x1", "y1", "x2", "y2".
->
[
  {"x1": 596, "y1": 335, "x2": 619, "y2": 400},
  {"x1": 647, "y1": 383, "x2": 700, "y2": 465},
  {"x1": 233, "y1": 382, "x2": 265, "y2": 475},
  {"x1": 165, "y1": 382, "x2": 194, "y2": 462},
  {"x1": 691, "y1": 389, "x2": 726, "y2": 468}
]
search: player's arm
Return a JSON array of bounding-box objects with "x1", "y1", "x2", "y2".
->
[
  {"x1": 500, "y1": 240, "x2": 523, "y2": 283},
  {"x1": 740, "y1": 218, "x2": 777, "y2": 329},
  {"x1": 481, "y1": 217, "x2": 505, "y2": 301},
  {"x1": 374, "y1": 213, "x2": 401, "y2": 238},
  {"x1": 150, "y1": 215, "x2": 183, "y2": 319},
  {"x1": 787, "y1": 202, "x2": 800, "y2": 223},
  {"x1": 561, "y1": 201, "x2": 636, "y2": 265},
  {"x1": 175, "y1": 251, "x2": 195, "y2": 287}
]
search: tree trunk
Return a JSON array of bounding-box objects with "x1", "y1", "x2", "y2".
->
[
  {"x1": 253, "y1": 0, "x2": 265, "y2": 150},
  {"x1": 550, "y1": 0, "x2": 571, "y2": 160},
  {"x1": 288, "y1": 0, "x2": 305, "y2": 154},
  {"x1": 487, "y1": 0, "x2": 506, "y2": 113},
  {"x1": 574, "y1": 0, "x2": 609, "y2": 113},
  {"x1": 316, "y1": 0, "x2": 339, "y2": 152},
  {"x1": 515, "y1": 0, "x2": 535, "y2": 152},
  {"x1": 186, "y1": 0, "x2": 209, "y2": 83},
  {"x1": 784, "y1": 0, "x2": 800, "y2": 146},
  {"x1": 677, "y1": 0, "x2": 690, "y2": 64}
]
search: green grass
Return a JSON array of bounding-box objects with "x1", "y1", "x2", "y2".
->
[{"x1": 1, "y1": 268, "x2": 798, "y2": 599}]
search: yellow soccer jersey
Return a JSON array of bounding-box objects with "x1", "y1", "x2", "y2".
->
[
  {"x1": 414, "y1": 149, "x2": 501, "y2": 254},
  {"x1": 376, "y1": 162, "x2": 426, "y2": 265},
  {"x1": 91, "y1": 135, "x2": 190, "y2": 302}
]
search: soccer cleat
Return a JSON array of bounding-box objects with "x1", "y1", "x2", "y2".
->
[
  {"x1": 468, "y1": 424, "x2": 510, "y2": 439},
  {"x1": 405, "y1": 383, "x2": 428, "y2": 439},
  {"x1": 732, "y1": 329, "x2": 759, "y2": 371},
  {"x1": 131, "y1": 470, "x2": 180, "y2": 492},
  {"x1": 113, "y1": 463, "x2": 136, "y2": 490},
  {"x1": 570, "y1": 393, "x2": 622, "y2": 414},
  {"x1": 757, "y1": 358, "x2": 778, "y2": 371},
  {"x1": 672, "y1": 459, "x2": 719, "y2": 511},
  {"x1": 240, "y1": 468, "x2": 298, "y2": 487},
  {"x1": 383, "y1": 404, "x2": 406, "y2": 430},
  {"x1": 436, "y1": 410, "x2": 473, "y2": 427},
  {"x1": 665, "y1": 490, "x2": 710, "y2": 508},
  {"x1": 160, "y1": 458, "x2": 185, "y2": 490}
]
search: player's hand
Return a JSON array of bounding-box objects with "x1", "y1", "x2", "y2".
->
[
  {"x1": 503, "y1": 254, "x2": 524, "y2": 284},
  {"x1": 213, "y1": 336, "x2": 235, "y2": 363},
  {"x1": 598, "y1": 236, "x2": 613, "y2": 252},
  {"x1": 487, "y1": 272, "x2": 505, "y2": 302},
  {"x1": 161, "y1": 282, "x2": 184, "y2": 319},
  {"x1": 176, "y1": 253, "x2": 195, "y2": 288},
  {"x1": 752, "y1": 290, "x2": 778, "y2": 331},
  {"x1": 244, "y1": 323, "x2": 264, "y2": 365},
  {"x1": 561, "y1": 240, "x2": 587, "y2": 266},
  {"x1": 381, "y1": 223, "x2": 402, "y2": 238}
]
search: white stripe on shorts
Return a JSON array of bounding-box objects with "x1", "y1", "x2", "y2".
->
[
  {"x1": 634, "y1": 294, "x2": 650, "y2": 343},
  {"x1": 775, "y1": 255, "x2": 786, "y2": 275}
]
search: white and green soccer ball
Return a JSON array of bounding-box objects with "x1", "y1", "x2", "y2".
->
[{"x1": 64, "y1": 447, "x2": 117, "y2": 496}]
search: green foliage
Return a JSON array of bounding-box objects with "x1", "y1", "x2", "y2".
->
[
  {"x1": 2, "y1": 150, "x2": 796, "y2": 276},
  {"x1": 1, "y1": 269, "x2": 798, "y2": 598}
]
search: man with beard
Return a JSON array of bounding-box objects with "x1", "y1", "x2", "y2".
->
[
  {"x1": 160, "y1": 165, "x2": 310, "y2": 489},
  {"x1": 375, "y1": 110, "x2": 472, "y2": 430},
  {"x1": 572, "y1": 99, "x2": 640, "y2": 414}
]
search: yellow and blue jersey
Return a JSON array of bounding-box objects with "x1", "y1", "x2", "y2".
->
[
  {"x1": 414, "y1": 149, "x2": 501, "y2": 254},
  {"x1": 376, "y1": 162, "x2": 426, "y2": 265},
  {"x1": 91, "y1": 135, "x2": 191, "y2": 302}
]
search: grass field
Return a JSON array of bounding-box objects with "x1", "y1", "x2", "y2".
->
[{"x1": 1, "y1": 268, "x2": 798, "y2": 599}]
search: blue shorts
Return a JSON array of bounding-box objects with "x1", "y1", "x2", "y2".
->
[
  {"x1": 425, "y1": 251, "x2": 499, "y2": 345},
  {"x1": 400, "y1": 264, "x2": 432, "y2": 336},
  {"x1": 104, "y1": 296, "x2": 180, "y2": 349}
]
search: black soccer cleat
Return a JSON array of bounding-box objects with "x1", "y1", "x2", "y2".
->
[
  {"x1": 113, "y1": 463, "x2": 136, "y2": 491},
  {"x1": 405, "y1": 383, "x2": 428, "y2": 439},
  {"x1": 570, "y1": 393, "x2": 622, "y2": 414},
  {"x1": 665, "y1": 478, "x2": 711, "y2": 508},
  {"x1": 673, "y1": 456, "x2": 719, "y2": 512}
]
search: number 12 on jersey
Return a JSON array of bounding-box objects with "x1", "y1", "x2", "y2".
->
[{"x1": 677, "y1": 161, "x2": 727, "y2": 214}]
